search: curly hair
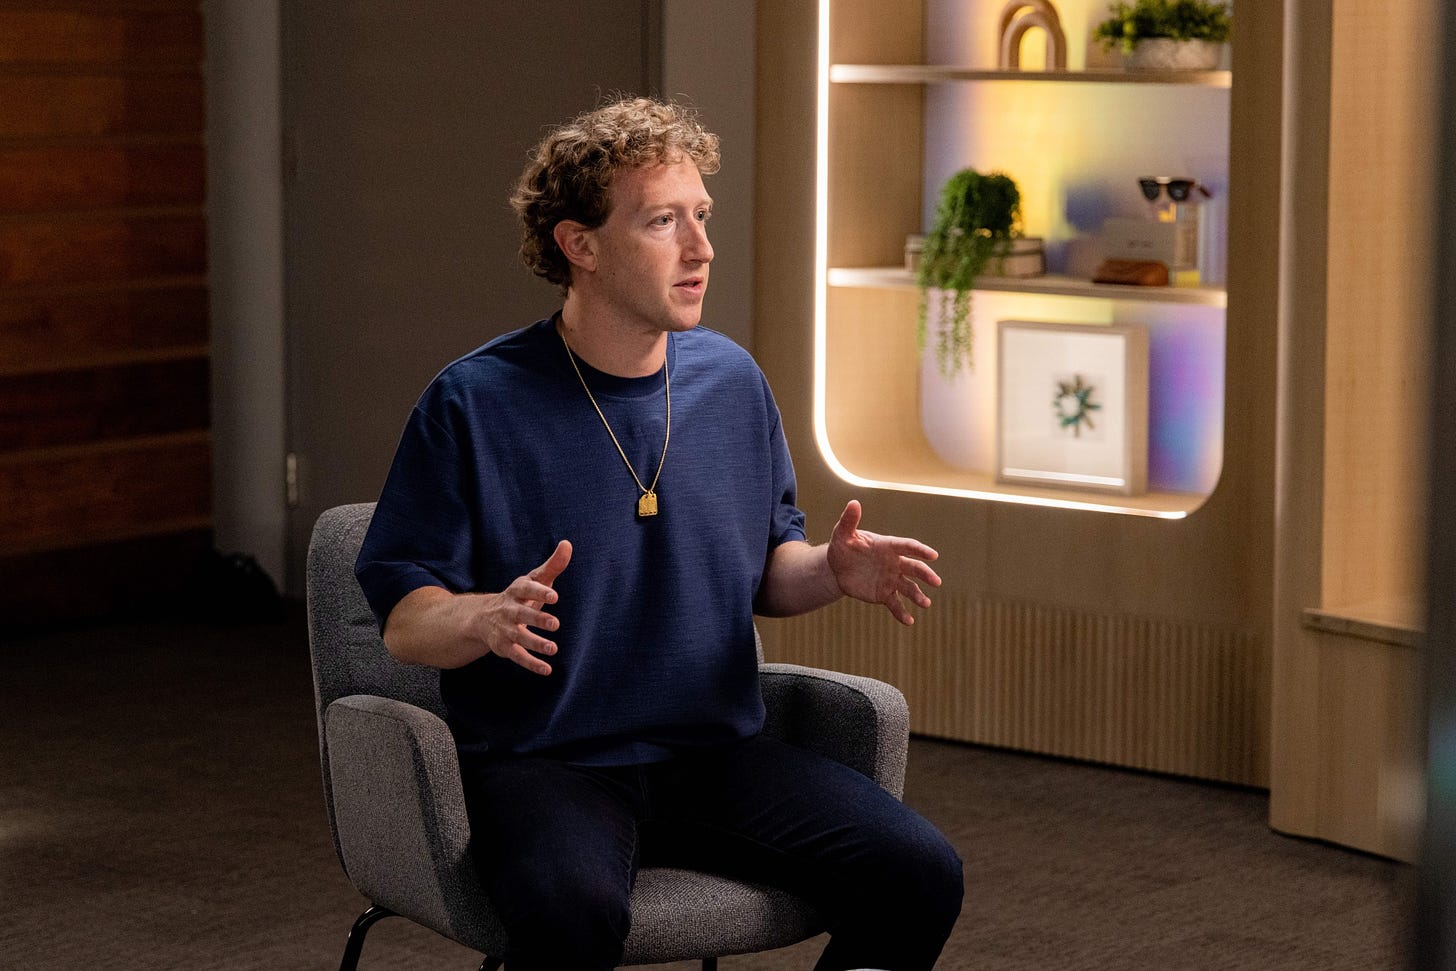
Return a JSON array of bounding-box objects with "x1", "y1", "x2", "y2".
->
[{"x1": 510, "y1": 96, "x2": 721, "y2": 290}]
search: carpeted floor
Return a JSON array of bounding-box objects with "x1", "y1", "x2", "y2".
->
[{"x1": 0, "y1": 608, "x2": 1414, "y2": 969}]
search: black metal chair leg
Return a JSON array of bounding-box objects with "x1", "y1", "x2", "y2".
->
[
  {"x1": 478, "y1": 958, "x2": 504, "y2": 971},
  {"x1": 701, "y1": 958, "x2": 718, "y2": 971},
  {"x1": 339, "y1": 904, "x2": 396, "y2": 971}
]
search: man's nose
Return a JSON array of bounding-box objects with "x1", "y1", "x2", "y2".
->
[{"x1": 684, "y1": 222, "x2": 713, "y2": 263}]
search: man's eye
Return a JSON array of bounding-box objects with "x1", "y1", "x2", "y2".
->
[
  {"x1": 696, "y1": 209, "x2": 712, "y2": 222},
  {"x1": 653, "y1": 214, "x2": 673, "y2": 226}
]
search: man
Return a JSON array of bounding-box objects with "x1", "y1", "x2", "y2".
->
[{"x1": 356, "y1": 97, "x2": 963, "y2": 970}]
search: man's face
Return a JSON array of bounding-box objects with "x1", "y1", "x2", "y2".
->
[{"x1": 588, "y1": 159, "x2": 714, "y2": 335}]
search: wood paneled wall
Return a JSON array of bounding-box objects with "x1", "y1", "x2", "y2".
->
[{"x1": 0, "y1": 1, "x2": 210, "y2": 628}]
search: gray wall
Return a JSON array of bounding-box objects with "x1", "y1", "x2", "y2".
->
[
  {"x1": 204, "y1": 2, "x2": 756, "y2": 593},
  {"x1": 662, "y1": 0, "x2": 756, "y2": 351}
]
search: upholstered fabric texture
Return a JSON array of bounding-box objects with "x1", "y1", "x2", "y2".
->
[{"x1": 305, "y1": 502, "x2": 911, "y2": 964}]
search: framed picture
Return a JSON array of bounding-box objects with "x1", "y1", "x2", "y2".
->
[{"x1": 996, "y1": 320, "x2": 1149, "y2": 495}]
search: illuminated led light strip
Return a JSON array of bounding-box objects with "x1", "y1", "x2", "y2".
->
[{"x1": 812, "y1": 0, "x2": 841, "y2": 486}]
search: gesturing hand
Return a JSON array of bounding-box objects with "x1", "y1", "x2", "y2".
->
[
  {"x1": 825, "y1": 500, "x2": 941, "y2": 626},
  {"x1": 476, "y1": 540, "x2": 572, "y2": 676}
]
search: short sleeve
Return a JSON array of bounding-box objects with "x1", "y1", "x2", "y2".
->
[
  {"x1": 765, "y1": 393, "x2": 807, "y2": 549},
  {"x1": 354, "y1": 401, "x2": 476, "y2": 630}
]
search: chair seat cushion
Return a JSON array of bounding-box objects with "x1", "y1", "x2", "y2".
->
[{"x1": 622, "y1": 867, "x2": 823, "y2": 961}]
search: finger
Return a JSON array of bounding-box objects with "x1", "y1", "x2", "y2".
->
[
  {"x1": 508, "y1": 576, "x2": 563, "y2": 607},
  {"x1": 895, "y1": 538, "x2": 940, "y2": 563},
  {"x1": 884, "y1": 593, "x2": 915, "y2": 627},
  {"x1": 500, "y1": 623, "x2": 558, "y2": 659},
  {"x1": 513, "y1": 601, "x2": 560, "y2": 633},
  {"x1": 897, "y1": 575, "x2": 932, "y2": 609},
  {"x1": 899, "y1": 556, "x2": 943, "y2": 588},
  {"x1": 832, "y1": 499, "x2": 863, "y2": 542},
  {"x1": 531, "y1": 539, "x2": 573, "y2": 586},
  {"x1": 501, "y1": 641, "x2": 553, "y2": 676}
]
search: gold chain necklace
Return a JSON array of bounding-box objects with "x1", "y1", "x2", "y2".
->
[{"x1": 560, "y1": 327, "x2": 670, "y2": 518}]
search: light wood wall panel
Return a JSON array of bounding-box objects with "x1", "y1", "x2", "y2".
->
[
  {"x1": 0, "y1": 0, "x2": 210, "y2": 628},
  {"x1": 1268, "y1": 0, "x2": 1432, "y2": 861},
  {"x1": 1322, "y1": 1, "x2": 1433, "y2": 611}
]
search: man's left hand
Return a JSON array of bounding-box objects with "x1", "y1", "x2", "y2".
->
[{"x1": 826, "y1": 499, "x2": 941, "y2": 626}]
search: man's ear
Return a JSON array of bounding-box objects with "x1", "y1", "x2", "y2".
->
[{"x1": 553, "y1": 220, "x2": 597, "y2": 274}]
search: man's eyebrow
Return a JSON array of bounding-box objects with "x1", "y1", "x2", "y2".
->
[{"x1": 638, "y1": 194, "x2": 714, "y2": 210}]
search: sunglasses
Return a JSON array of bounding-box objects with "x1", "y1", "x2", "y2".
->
[{"x1": 1138, "y1": 177, "x2": 1199, "y2": 202}]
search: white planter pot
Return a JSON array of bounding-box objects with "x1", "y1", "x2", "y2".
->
[
  {"x1": 919, "y1": 290, "x2": 997, "y2": 473},
  {"x1": 1122, "y1": 38, "x2": 1223, "y2": 71}
]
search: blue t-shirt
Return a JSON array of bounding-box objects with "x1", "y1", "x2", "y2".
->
[{"x1": 355, "y1": 316, "x2": 807, "y2": 765}]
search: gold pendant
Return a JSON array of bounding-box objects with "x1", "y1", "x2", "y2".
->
[{"x1": 637, "y1": 492, "x2": 659, "y2": 518}]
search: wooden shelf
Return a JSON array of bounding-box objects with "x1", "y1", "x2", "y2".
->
[
  {"x1": 1303, "y1": 602, "x2": 1424, "y2": 649},
  {"x1": 828, "y1": 266, "x2": 1227, "y2": 307},
  {"x1": 829, "y1": 64, "x2": 1231, "y2": 87},
  {"x1": 824, "y1": 440, "x2": 1208, "y2": 518}
]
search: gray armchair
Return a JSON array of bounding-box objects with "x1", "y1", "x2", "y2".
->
[{"x1": 306, "y1": 502, "x2": 910, "y2": 970}]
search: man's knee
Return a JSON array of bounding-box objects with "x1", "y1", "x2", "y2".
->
[
  {"x1": 816, "y1": 815, "x2": 963, "y2": 969},
  {"x1": 915, "y1": 828, "x2": 965, "y2": 931},
  {"x1": 891, "y1": 816, "x2": 963, "y2": 918}
]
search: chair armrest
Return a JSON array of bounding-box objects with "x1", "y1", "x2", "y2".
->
[
  {"x1": 758, "y1": 663, "x2": 909, "y2": 799},
  {"x1": 324, "y1": 695, "x2": 504, "y2": 947}
]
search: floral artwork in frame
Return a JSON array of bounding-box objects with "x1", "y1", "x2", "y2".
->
[{"x1": 996, "y1": 320, "x2": 1149, "y2": 495}]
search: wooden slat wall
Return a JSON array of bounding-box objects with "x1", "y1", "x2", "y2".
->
[
  {"x1": 0, "y1": 1, "x2": 210, "y2": 628},
  {"x1": 762, "y1": 593, "x2": 1264, "y2": 786}
]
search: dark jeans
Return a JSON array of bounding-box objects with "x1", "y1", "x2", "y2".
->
[{"x1": 459, "y1": 735, "x2": 963, "y2": 971}]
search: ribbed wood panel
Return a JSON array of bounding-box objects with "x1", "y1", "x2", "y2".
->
[
  {"x1": 0, "y1": 0, "x2": 210, "y2": 626},
  {"x1": 762, "y1": 594, "x2": 1263, "y2": 785}
]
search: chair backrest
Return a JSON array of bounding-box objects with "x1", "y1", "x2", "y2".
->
[
  {"x1": 306, "y1": 502, "x2": 447, "y2": 839},
  {"x1": 307, "y1": 502, "x2": 446, "y2": 715}
]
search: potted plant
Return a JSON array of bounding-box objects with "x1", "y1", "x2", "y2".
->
[
  {"x1": 1093, "y1": 0, "x2": 1231, "y2": 70},
  {"x1": 916, "y1": 168, "x2": 1022, "y2": 377}
]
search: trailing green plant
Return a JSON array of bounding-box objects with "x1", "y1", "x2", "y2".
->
[
  {"x1": 916, "y1": 168, "x2": 1021, "y2": 377},
  {"x1": 1092, "y1": 0, "x2": 1231, "y2": 56}
]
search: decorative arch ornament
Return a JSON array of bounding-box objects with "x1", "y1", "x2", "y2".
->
[{"x1": 997, "y1": 0, "x2": 1068, "y2": 70}]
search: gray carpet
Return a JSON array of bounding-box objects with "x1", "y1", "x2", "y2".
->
[{"x1": 0, "y1": 609, "x2": 1412, "y2": 969}]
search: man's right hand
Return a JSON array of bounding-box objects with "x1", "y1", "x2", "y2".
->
[
  {"x1": 381, "y1": 540, "x2": 573, "y2": 674},
  {"x1": 476, "y1": 539, "x2": 572, "y2": 675}
]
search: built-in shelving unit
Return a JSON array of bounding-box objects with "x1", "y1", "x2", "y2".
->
[
  {"x1": 814, "y1": 1, "x2": 1231, "y2": 518},
  {"x1": 759, "y1": 0, "x2": 1288, "y2": 795}
]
